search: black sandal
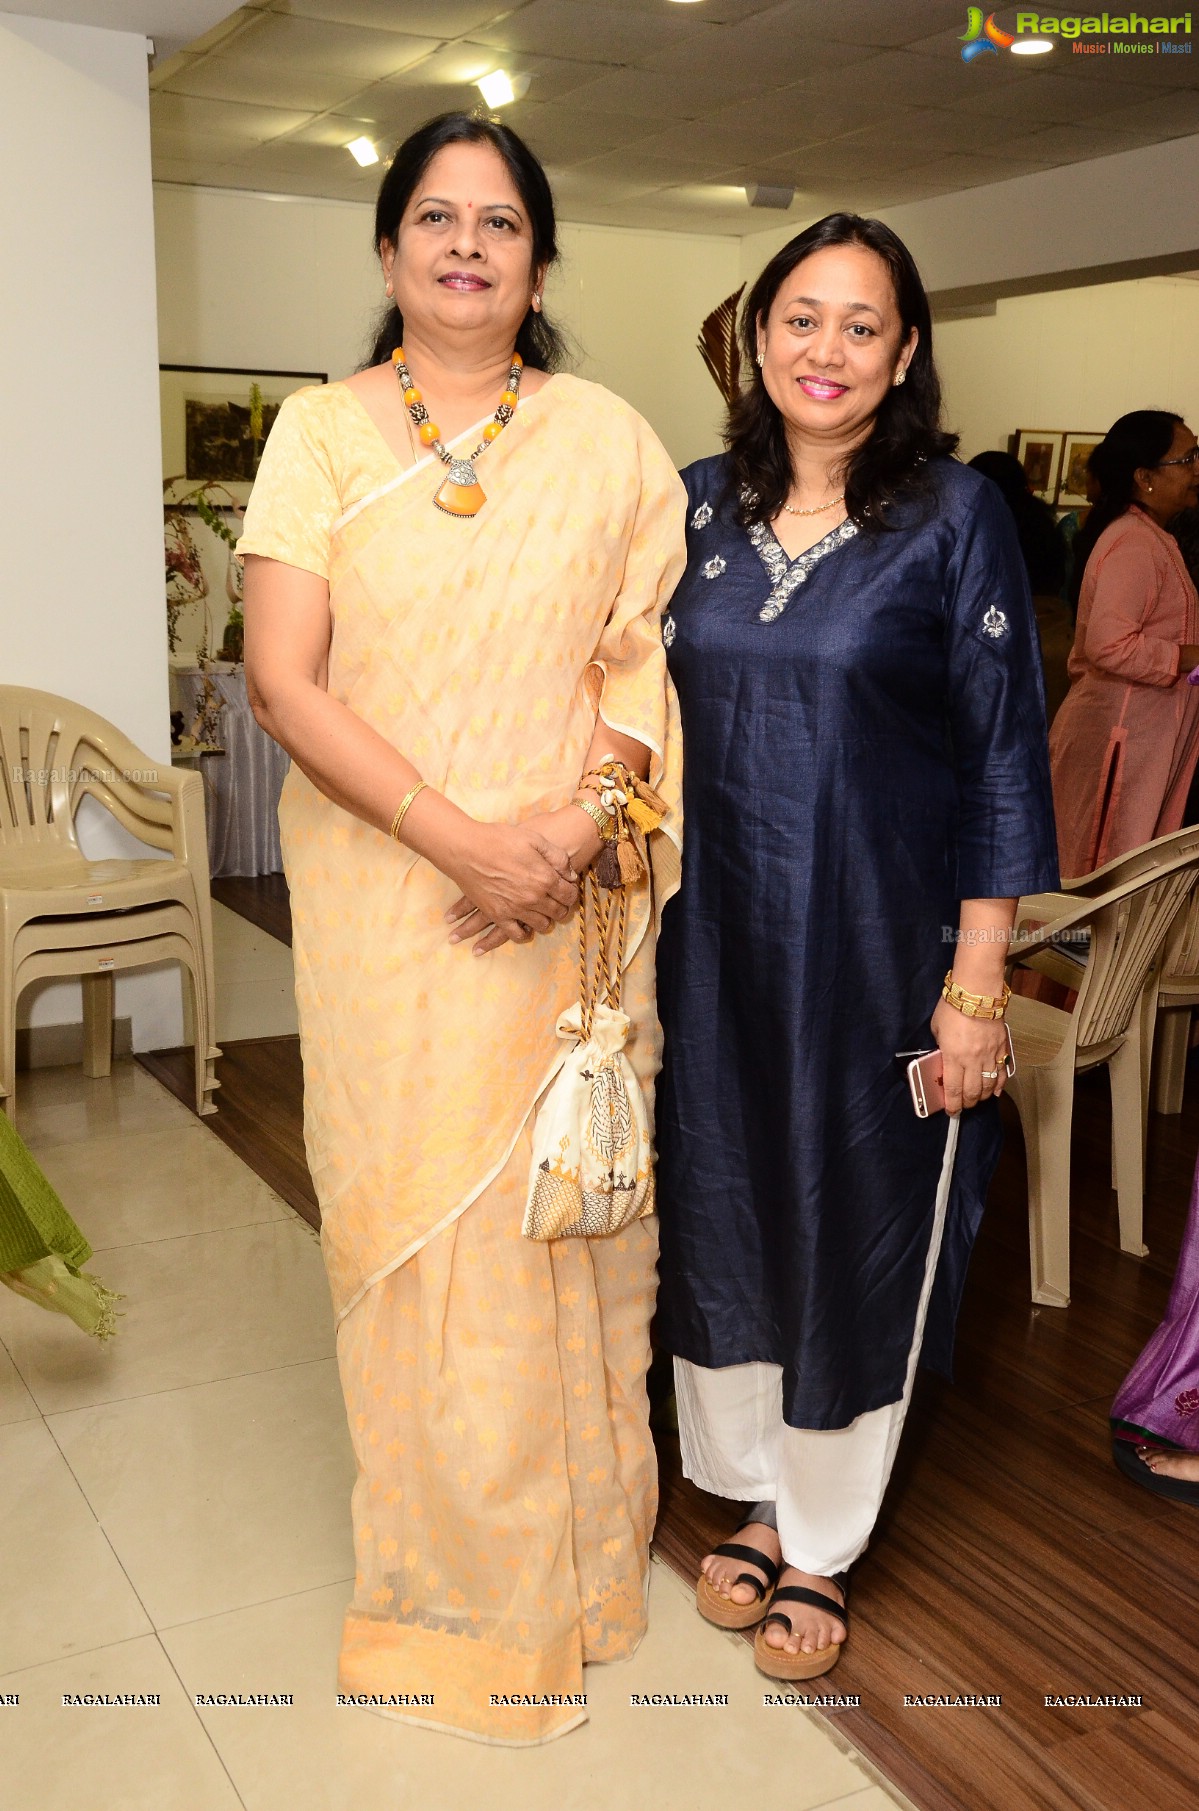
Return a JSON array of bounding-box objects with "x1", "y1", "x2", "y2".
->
[
  {"x1": 753, "y1": 1573, "x2": 849, "y2": 1680},
  {"x1": 696, "y1": 1521, "x2": 782, "y2": 1630}
]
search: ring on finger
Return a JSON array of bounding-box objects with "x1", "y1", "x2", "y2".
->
[{"x1": 980, "y1": 1069, "x2": 999, "y2": 1080}]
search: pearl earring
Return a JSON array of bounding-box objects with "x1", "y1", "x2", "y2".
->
[
  {"x1": 532, "y1": 293, "x2": 542, "y2": 313},
  {"x1": 385, "y1": 279, "x2": 393, "y2": 297}
]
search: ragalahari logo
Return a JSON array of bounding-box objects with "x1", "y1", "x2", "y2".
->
[{"x1": 960, "y1": 7, "x2": 1017, "y2": 56}]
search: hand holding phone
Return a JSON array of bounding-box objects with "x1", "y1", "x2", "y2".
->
[{"x1": 904, "y1": 1026, "x2": 1015, "y2": 1118}]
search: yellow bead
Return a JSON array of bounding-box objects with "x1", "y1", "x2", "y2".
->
[
  {"x1": 511, "y1": 353, "x2": 523, "y2": 369},
  {"x1": 403, "y1": 387, "x2": 420, "y2": 406},
  {"x1": 419, "y1": 421, "x2": 440, "y2": 445},
  {"x1": 483, "y1": 421, "x2": 504, "y2": 442},
  {"x1": 391, "y1": 349, "x2": 404, "y2": 365},
  {"x1": 500, "y1": 391, "x2": 518, "y2": 410}
]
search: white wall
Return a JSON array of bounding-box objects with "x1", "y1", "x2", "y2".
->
[
  {"x1": 737, "y1": 133, "x2": 1199, "y2": 304},
  {"x1": 937, "y1": 275, "x2": 1199, "y2": 463},
  {"x1": 153, "y1": 185, "x2": 740, "y2": 472},
  {"x1": 0, "y1": 13, "x2": 181, "y2": 1052}
]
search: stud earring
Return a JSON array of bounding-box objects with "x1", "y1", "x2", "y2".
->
[
  {"x1": 755, "y1": 351, "x2": 764, "y2": 368},
  {"x1": 532, "y1": 292, "x2": 542, "y2": 313},
  {"x1": 893, "y1": 368, "x2": 906, "y2": 386}
]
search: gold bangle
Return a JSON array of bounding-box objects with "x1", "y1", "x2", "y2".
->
[
  {"x1": 941, "y1": 970, "x2": 1011, "y2": 1020},
  {"x1": 389, "y1": 780, "x2": 427, "y2": 842},
  {"x1": 572, "y1": 795, "x2": 613, "y2": 838}
]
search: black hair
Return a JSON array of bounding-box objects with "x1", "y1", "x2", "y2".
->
[
  {"x1": 726, "y1": 212, "x2": 957, "y2": 532},
  {"x1": 1068, "y1": 410, "x2": 1182, "y2": 607},
  {"x1": 968, "y1": 450, "x2": 1067, "y2": 596},
  {"x1": 363, "y1": 111, "x2": 566, "y2": 372}
]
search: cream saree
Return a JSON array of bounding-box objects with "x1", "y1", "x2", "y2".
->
[{"x1": 240, "y1": 374, "x2": 685, "y2": 1743}]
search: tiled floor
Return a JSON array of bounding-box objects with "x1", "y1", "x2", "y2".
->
[{"x1": 0, "y1": 1057, "x2": 913, "y2": 1811}]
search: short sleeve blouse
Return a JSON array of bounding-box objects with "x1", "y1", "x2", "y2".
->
[{"x1": 238, "y1": 384, "x2": 400, "y2": 581}]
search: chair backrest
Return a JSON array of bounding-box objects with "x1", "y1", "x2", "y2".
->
[
  {"x1": 1075, "y1": 865, "x2": 1199, "y2": 1049},
  {"x1": 1011, "y1": 844, "x2": 1199, "y2": 1049},
  {"x1": 1161, "y1": 878, "x2": 1199, "y2": 989},
  {"x1": 0, "y1": 686, "x2": 175, "y2": 856},
  {"x1": 1062, "y1": 824, "x2": 1199, "y2": 897}
]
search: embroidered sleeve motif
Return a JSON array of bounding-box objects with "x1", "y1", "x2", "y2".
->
[
  {"x1": 690, "y1": 501, "x2": 713, "y2": 530},
  {"x1": 981, "y1": 604, "x2": 1009, "y2": 639},
  {"x1": 702, "y1": 555, "x2": 727, "y2": 579},
  {"x1": 662, "y1": 613, "x2": 677, "y2": 648}
]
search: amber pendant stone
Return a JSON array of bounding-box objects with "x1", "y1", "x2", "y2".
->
[{"x1": 434, "y1": 457, "x2": 486, "y2": 517}]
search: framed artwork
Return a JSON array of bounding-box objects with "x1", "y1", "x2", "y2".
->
[
  {"x1": 1014, "y1": 430, "x2": 1063, "y2": 503},
  {"x1": 160, "y1": 365, "x2": 327, "y2": 506},
  {"x1": 1058, "y1": 432, "x2": 1105, "y2": 509}
]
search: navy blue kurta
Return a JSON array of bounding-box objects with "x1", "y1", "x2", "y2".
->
[{"x1": 654, "y1": 455, "x2": 1059, "y2": 1431}]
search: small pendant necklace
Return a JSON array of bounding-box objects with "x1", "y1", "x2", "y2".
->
[
  {"x1": 780, "y1": 492, "x2": 845, "y2": 517},
  {"x1": 391, "y1": 347, "x2": 522, "y2": 517}
]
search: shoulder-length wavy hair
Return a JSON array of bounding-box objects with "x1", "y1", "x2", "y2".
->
[
  {"x1": 363, "y1": 111, "x2": 567, "y2": 373},
  {"x1": 726, "y1": 213, "x2": 957, "y2": 532}
]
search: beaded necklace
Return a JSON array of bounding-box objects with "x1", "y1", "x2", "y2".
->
[{"x1": 390, "y1": 346, "x2": 522, "y2": 517}]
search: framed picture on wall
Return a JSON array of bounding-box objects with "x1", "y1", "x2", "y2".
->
[
  {"x1": 160, "y1": 365, "x2": 327, "y2": 506},
  {"x1": 1058, "y1": 431, "x2": 1105, "y2": 509},
  {"x1": 1014, "y1": 430, "x2": 1063, "y2": 504}
]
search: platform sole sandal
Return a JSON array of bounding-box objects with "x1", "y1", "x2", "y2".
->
[
  {"x1": 696, "y1": 1530, "x2": 781, "y2": 1631},
  {"x1": 753, "y1": 1576, "x2": 849, "y2": 1681},
  {"x1": 1113, "y1": 1437, "x2": 1199, "y2": 1506}
]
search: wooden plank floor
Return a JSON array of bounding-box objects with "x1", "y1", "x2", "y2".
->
[
  {"x1": 211, "y1": 873, "x2": 292, "y2": 947},
  {"x1": 140, "y1": 1029, "x2": 1199, "y2": 1811}
]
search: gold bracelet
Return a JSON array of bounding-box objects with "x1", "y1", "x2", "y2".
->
[
  {"x1": 389, "y1": 780, "x2": 428, "y2": 842},
  {"x1": 571, "y1": 795, "x2": 612, "y2": 838},
  {"x1": 941, "y1": 970, "x2": 1011, "y2": 1020}
]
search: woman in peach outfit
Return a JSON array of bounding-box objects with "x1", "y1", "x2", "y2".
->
[
  {"x1": 239, "y1": 114, "x2": 683, "y2": 1745},
  {"x1": 1050, "y1": 411, "x2": 1199, "y2": 877}
]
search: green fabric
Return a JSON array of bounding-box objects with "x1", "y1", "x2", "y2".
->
[{"x1": 0, "y1": 1113, "x2": 122, "y2": 1340}]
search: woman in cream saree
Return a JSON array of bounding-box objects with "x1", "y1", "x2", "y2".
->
[{"x1": 241, "y1": 117, "x2": 683, "y2": 1746}]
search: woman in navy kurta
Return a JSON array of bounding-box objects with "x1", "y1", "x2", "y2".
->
[{"x1": 654, "y1": 216, "x2": 1058, "y2": 1680}]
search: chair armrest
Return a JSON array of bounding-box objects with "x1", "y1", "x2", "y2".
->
[{"x1": 70, "y1": 719, "x2": 209, "y2": 873}]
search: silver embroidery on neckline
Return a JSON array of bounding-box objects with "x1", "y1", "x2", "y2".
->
[
  {"x1": 690, "y1": 501, "x2": 713, "y2": 530},
  {"x1": 747, "y1": 513, "x2": 859, "y2": 623}
]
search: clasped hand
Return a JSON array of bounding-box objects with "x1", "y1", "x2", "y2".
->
[
  {"x1": 444, "y1": 814, "x2": 596, "y2": 957},
  {"x1": 930, "y1": 997, "x2": 1010, "y2": 1116}
]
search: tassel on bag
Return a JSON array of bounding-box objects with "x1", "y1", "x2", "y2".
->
[{"x1": 523, "y1": 875, "x2": 654, "y2": 1241}]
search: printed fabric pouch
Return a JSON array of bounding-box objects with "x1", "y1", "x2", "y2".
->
[{"x1": 523, "y1": 873, "x2": 654, "y2": 1240}]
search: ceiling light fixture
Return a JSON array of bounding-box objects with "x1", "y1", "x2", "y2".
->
[
  {"x1": 746, "y1": 183, "x2": 795, "y2": 210},
  {"x1": 347, "y1": 136, "x2": 379, "y2": 166},
  {"x1": 1011, "y1": 36, "x2": 1054, "y2": 53},
  {"x1": 476, "y1": 69, "x2": 517, "y2": 107}
]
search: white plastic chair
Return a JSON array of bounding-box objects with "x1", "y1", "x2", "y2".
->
[
  {"x1": 0, "y1": 686, "x2": 220, "y2": 1121},
  {"x1": 1005, "y1": 842, "x2": 1199, "y2": 1306}
]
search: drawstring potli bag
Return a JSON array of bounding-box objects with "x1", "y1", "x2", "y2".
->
[{"x1": 523, "y1": 869, "x2": 655, "y2": 1241}]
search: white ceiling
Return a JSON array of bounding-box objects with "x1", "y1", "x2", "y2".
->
[
  {"x1": 149, "y1": 0, "x2": 1199, "y2": 234},
  {"x1": 4, "y1": 0, "x2": 237, "y2": 58}
]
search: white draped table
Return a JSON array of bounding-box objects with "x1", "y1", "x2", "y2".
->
[{"x1": 172, "y1": 664, "x2": 290, "y2": 878}]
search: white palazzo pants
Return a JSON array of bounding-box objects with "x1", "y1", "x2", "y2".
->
[{"x1": 674, "y1": 1115, "x2": 959, "y2": 1578}]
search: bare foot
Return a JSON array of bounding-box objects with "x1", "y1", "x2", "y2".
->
[
  {"x1": 699, "y1": 1521, "x2": 781, "y2": 1607},
  {"x1": 761, "y1": 1566, "x2": 847, "y2": 1657},
  {"x1": 1137, "y1": 1446, "x2": 1199, "y2": 1483}
]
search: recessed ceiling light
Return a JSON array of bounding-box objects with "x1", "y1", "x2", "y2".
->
[
  {"x1": 1011, "y1": 37, "x2": 1054, "y2": 53},
  {"x1": 476, "y1": 69, "x2": 516, "y2": 107},
  {"x1": 746, "y1": 182, "x2": 794, "y2": 209},
  {"x1": 347, "y1": 136, "x2": 379, "y2": 166}
]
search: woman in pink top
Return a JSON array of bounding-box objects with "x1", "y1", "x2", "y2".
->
[{"x1": 1050, "y1": 410, "x2": 1199, "y2": 878}]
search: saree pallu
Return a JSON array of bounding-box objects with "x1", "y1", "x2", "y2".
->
[{"x1": 244, "y1": 376, "x2": 685, "y2": 1743}]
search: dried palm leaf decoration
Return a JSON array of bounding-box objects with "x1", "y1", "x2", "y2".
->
[{"x1": 696, "y1": 283, "x2": 745, "y2": 406}]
